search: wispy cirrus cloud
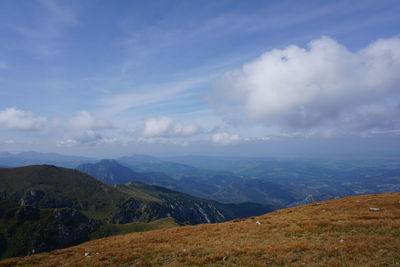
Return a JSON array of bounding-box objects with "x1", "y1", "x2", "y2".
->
[
  {"x1": 7, "y1": 0, "x2": 79, "y2": 59},
  {"x1": 101, "y1": 76, "x2": 211, "y2": 116}
]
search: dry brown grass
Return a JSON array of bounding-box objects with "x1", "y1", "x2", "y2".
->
[{"x1": 2, "y1": 193, "x2": 400, "y2": 266}]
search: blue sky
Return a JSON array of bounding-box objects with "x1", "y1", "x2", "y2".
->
[{"x1": 0, "y1": 0, "x2": 400, "y2": 157}]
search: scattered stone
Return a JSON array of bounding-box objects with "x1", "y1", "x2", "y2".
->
[
  {"x1": 369, "y1": 207, "x2": 381, "y2": 212},
  {"x1": 84, "y1": 252, "x2": 91, "y2": 257},
  {"x1": 182, "y1": 249, "x2": 187, "y2": 253},
  {"x1": 256, "y1": 221, "x2": 261, "y2": 225},
  {"x1": 340, "y1": 239, "x2": 345, "y2": 243}
]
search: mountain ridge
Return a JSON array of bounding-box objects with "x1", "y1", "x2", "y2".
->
[
  {"x1": 2, "y1": 193, "x2": 399, "y2": 266},
  {"x1": 0, "y1": 165, "x2": 272, "y2": 259}
]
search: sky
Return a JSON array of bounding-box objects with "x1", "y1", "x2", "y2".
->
[{"x1": 0, "y1": 0, "x2": 400, "y2": 157}]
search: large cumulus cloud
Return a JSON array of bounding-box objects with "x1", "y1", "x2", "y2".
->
[{"x1": 211, "y1": 36, "x2": 400, "y2": 135}]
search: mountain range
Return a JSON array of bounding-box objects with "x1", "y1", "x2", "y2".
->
[
  {"x1": 0, "y1": 152, "x2": 93, "y2": 169},
  {"x1": 3, "y1": 151, "x2": 400, "y2": 208},
  {"x1": 0, "y1": 165, "x2": 272, "y2": 259}
]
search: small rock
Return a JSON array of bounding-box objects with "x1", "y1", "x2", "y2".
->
[
  {"x1": 182, "y1": 249, "x2": 187, "y2": 253},
  {"x1": 222, "y1": 256, "x2": 227, "y2": 262},
  {"x1": 84, "y1": 252, "x2": 91, "y2": 257},
  {"x1": 256, "y1": 221, "x2": 261, "y2": 225},
  {"x1": 340, "y1": 239, "x2": 345, "y2": 243},
  {"x1": 369, "y1": 207, "x2": 381, "y2": 212}
]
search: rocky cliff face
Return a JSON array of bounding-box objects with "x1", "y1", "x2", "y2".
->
[
  {"x1": 112, "y1": 197, "x2": 226, "y2": 224},
  {"x1": 0, "y1": 200, "x2": 97, "y2": 259}
]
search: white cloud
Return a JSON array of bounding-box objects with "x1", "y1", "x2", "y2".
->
[
  {"x1": 141, "y1": 116, "x2": 200, "y2": 138},
  {"x1": 142, "y1": 117, "x2": 172, "y2": 137},
  {"x1": 212, "y1": 132, "x2": 243, "y2": 145},
  {"x1": 173, "y1": 123, "x2": 200, "y2": 137},
  {"x1": 69, "y1": 111, "x2": 110, "y2": 130},
  {"x1": 57, "y1": 131, "x2": 101, "y2": 146},
  {"x1": 0, "y1": 139, "x2": 15, "y2": 145},
  {"x1": 56, "y1": 138, "x2": 77, "y2": 147},
  {"x1": 211, "y1": 36, "x2": 400, "y2": 135},
  {"x1": 211, "y1": 132, "x2": 270, "y2": 145},
  {"x1": 0, "y1": 107, "x2": 47, "y2": 131},
  {"x1": 370, "y1": 129, "x2": 400, "y2": 136},
  {"x1": 57, "y1": 131, "x2": 120, "y2": 147}
]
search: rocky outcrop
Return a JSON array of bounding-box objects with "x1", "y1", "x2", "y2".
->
[
  {"x1": 0, "y1": 200, "x2": 98, "y2": 259},
  {"x1": 112, "y1": 197, "x2": 226, "y2": 225},
  {"x1": 19, "y1": 189, "x2": 74, "y2": 209}
]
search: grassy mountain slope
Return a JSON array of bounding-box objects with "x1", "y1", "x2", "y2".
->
[
  {"x1": 2, "y1": 193, "x2": 399, "y2": 266},
  {"x1": 0, "y1": 165, "x2": 271, "y2": 224},
  {"x1": 0, "y1": 165, "x2": 128, "y2": 220}
]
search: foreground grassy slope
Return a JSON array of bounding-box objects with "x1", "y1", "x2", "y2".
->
[{"x1": 2, "y1": 193, "x2": 400, "y2": 266}]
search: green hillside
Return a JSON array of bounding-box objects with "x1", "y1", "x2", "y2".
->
[{"x1": 0, "y1": 165, "x2": 273, "y2": 259}]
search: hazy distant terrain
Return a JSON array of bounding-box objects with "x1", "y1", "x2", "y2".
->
[
  {"x1": 0, "y1": 152, "x2": 94, "y2": 169},
  {"x1": 2, "y1": 152, "x2": 400, "y2": 209},
  {"x1": 76, "y1": 154, "x2": 400, "y2": 207}
]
